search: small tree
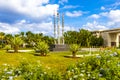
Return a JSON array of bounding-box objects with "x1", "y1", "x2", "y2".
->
[
  {"x1": 34, "y1": 41, "x2": 49, "y2": 56},
  {"x1": 4, "y1": 45, "x2": 11, "y2": 52},
  {"x1": 11, "y1": 36, "x2": 23, "y2": 53},
  {"x1": 69, "y1": 44, "x2": 79, "y2": 57}
]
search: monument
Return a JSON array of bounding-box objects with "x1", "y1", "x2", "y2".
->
[{"x1": 50, "y1": 11, "x2": 68, "y2": 51}]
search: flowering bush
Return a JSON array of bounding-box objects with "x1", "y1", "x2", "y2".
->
[{"x1": 65, "y1": 50, "x2": 120, "y2": 80}]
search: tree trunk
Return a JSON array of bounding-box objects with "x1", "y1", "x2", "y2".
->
[
  {"x1": 72, "y1": 51, "x2": 76, "y2": 58},
  {"x1": 14, "y1": 46, "x2": 18, "y2": 53}
]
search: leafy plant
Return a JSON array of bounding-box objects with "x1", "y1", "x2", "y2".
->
[
  {"x1": 4, "y1": 45, "x2": 11, "y2": 52},
  {"x1": 65, "y1": 50, "x2": 120, "y2": 80},
  {"x1": 34, "y1": 41, "x2": 49, "y2": 56},
  {"x1": 69, "y1": 44, "x2": 80, "y2": 57},
  {"x1": 10, "y1": 36, "x2": 23, "y2": 53}
]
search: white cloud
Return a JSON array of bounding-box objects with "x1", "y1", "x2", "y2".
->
[
  {"x1": 58, "y1": 0, "x2": 68, "y2": 5},
  {"x1": 63, "y1": 5, "x2": 79, "y2": 9},
  {"x1": 66, "y1": 11, "x2": 83, "y2": 17},
  {"x1": 101, "y1": 6, "x2": 105, "y2": 10},
  {"x1": 89, "y1": 14, "x2": 100, "y2": 19},
  {"x1": 0, "y1": 23, "x2": 20, "y2": 34},
  {"x1": 0, "y1": 20, "x2": 74, "y2": 36},
  {"x1": 100, "y1": 10, "x2": 120, "y2": 27},
  {"x1": 0, "y1": 0, "x2": 59, "y2": 18},
  {"x1": 82, "y1": 21, "x2": 108, "y2": 31}
]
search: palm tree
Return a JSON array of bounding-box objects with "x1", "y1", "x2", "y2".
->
[
  {"x1": 10, "y1": 36, "x2": 23, "y2": 53},
  {"x1": 34, "y1": 41, "x2": 49, "y2": 56},
  {"x1": 69, "y1": 44, "x2": 79, "y2": 57},
  {"x1": 4, "y1": 34, "x2": 13, "y2": 44}
]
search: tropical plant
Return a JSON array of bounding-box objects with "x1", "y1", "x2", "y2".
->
[
  {"x1": 34, "y1": 41, "x2": 49, "y2": 56},
  {"x1": 4, "y1": 45, "x2": 11, "y2": 52},
  {"x1": 10, "y1": 36, "x2": 23, "y2": 53},
  {"x1": 69, "y1": 44, "x2": 79, "y2": 57}
]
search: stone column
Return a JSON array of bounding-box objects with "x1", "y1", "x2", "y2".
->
[
  {"x1": 57, "y1": 12, "x2": 60, "y2": 44},
  {"x1": 62, "y1": 13, "x2": 64, "y2": 45},
  {"x1": 116, "y1": 33, "x2": 120, "y2": 47},
  {"x1": 54, "y1": 11, "x2": 56, "y2": 44}
]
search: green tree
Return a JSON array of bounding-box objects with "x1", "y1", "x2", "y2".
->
[
  {"x1": 10, "y1": 36, "x2": 23, "y2": 53},
  {"x1": 69, "y1": 44, "x2": 79, "y2": 57},
  {"x1": 64, "y1": 31, "x2": 79, "y2": 44},
  {"x1": 4, "y1": 34, "x2": 13, "y2": 44},
  {"x1": 78, "y1": 29, "x2": 92, "y2": 47},
  {"x1": 34, "y1": 41, "x2": 49, "y2": 56}
]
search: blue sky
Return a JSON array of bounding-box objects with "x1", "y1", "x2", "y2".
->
[{"x1": 0, "y1": 0, "x2": 120, "y2": 36}]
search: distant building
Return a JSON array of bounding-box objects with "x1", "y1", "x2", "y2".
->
[{"x1": 92, "y1": 28, "x2": 120, "y2": 47}]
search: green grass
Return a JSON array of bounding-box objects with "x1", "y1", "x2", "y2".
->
[{"x1": 0, "y1": 50, "x2": 85, "y2": 73}]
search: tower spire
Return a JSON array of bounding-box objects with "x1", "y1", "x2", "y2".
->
[
  {"x1": 57, "y1": 12, "x2": 60, "y2": 44},
  {"x1": 53, "y1": 10, "x2": 56, "y2": 44},
  {"x1": 62, "y1": 13, "x2": 64, "y2": 45}
]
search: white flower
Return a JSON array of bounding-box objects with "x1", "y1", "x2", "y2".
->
[
  {"x1": 88, "y1": 73, "x2": 90, "y2": 77},
  {"x1": 67, "y1": 70, "x2": 70, "y2": 73},
  {"x1": 6, "y1": 71, "x2": 12, "y2": 74},
  {"x1": 9, "y1": 76, "x2": 13, "y2": 80},
  {"x1": 44, "y1": 72, "x2": 47, "y2": 74},
  {"x1": 69, "y1": 78, "x2": 72, "y2": 80},
  {"x1": 110, "y1": 54, "x2": 113, "y2": 57},
  {"x1": 71, "y1": 69, "x2": 74, "y2": 72},
  {"x1": 96, "y1": 55, "x2": 101, "y2": 59},
  {"x1": 79, "y1": 73, "x2": 84, "y2": 76},
  {"x1": 99, "y1": 74, "x2": 103, "y2": 77},
  {"x1": 40, "y1": 74, "x2": 43, "y2": 76},
  {"x1": 4, "y1": 68, "x2": 7, "y2": 71},
  {"x1": 81, "y1": 70, "x2": 85, "y2": 73},
  {"x1": 73, "y1": 75, "x2": 78, "y2": 78},
  {"x1": 113, "y1": 52, "x2": 118, "y2": 56}
]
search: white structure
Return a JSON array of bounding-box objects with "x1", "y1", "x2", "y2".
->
[
  {"x1": 53, "y1": 12, "x2": 64, "y2": 45},
  {"x1": 92, "y1": 28, "x2": 120, "y2": 47}
]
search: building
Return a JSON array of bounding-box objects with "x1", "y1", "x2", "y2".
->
[{"x1": 92, "y1": 28, "x2": 120, "y2": 47}]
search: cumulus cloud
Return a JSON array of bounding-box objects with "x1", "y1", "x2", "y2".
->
[
  {"x1": 66, "y1": 11, "x2": 83, "y2": 17},
  {"x1": 0, "y1": 20, "x2": 74, "y2": 36},
  {"x1": 99, "y1": 10, "x2": 120, "y2": 27},
  {"x1": 0, "y1": 23, "x2": 20, "y2": 34},
  {"x1": 58, "y1": 0, "x2": 68, "y2": 5},
  {"x1": 63, "y1": 5, "x2": 79, "y2": 9},
  {"x1": 101, "y1": 6, "x2": 105, "y2": 10},
  {"x1": 0, "y1": 0, "x2": 59, "y2": 18},
  {"x1": 82, "y1": 21, "x2": 108, "y2": 31},
  {"x1": 89, "y1": 14, "x2": 100, "y2": 19}
]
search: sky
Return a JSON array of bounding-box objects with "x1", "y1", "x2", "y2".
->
[{"x1": 0, "y1": 0, "x2": 120, "y2": 36}]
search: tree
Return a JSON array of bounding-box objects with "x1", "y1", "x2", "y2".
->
[
  {"x1": 10, "y1": 36, "x2": 23, "y2": 53},
  {"x1": 34, "y1": 41, "x2": 49, "y2": 56},
  {"x1": 64, "y1": 31, "x2": 79, "y2": 44},
  {"x1": 78, "y1": 29, "x2": 92, "y2": 47},
  {"x1": 69, "y1": 44, "x2": 79, "y2": 57},
  {"x1": 4, "y1": 34, "x2": 13, "y2": 44}
]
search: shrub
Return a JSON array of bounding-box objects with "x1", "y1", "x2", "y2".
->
[
  {"x1": 4, "y1": 45, "x2": 11, "y2": 52},
  {"x1": 34, "y1": 41, "x2": 49, "y2": 56},
  {"x1": 65, "y1": 50, "x2": 120, "y2": 80},
  {"x1": 69, "y1": 44, "x2": 80, "y2": 57}
]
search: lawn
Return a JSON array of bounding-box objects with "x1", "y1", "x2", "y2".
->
[
  {"x1": 0, "y1": 50, "x2": 85, "y2": 73},
  {"x1": 0, "y1": 48, "x2": 120, "y2": 80}
]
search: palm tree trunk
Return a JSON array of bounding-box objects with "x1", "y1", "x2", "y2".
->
[
  {"x1": 14, "y1": 46, "x2": 18, "y2": 53},
  {"x1": 72, "y1": 51, "x2": 76, "y2": 58}
]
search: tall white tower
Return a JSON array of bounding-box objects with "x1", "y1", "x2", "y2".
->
[
  {"x1": 53, "y1": 11, "x2": 56, "y2": 44},
  {"x1": 62, "y1": 13, "x2": 64, "y2": 45},
  {"x1": 57, "y1": 12, "x2": 60, "y2": 44}
]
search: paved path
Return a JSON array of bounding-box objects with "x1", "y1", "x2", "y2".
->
[
  {"x1": 8, "y1": 50, "x2": 34, "y2": 52},
  {"x1": 81, "y1": 48, "x2": 100, "y2": 51}
]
